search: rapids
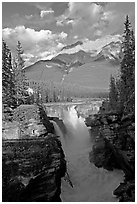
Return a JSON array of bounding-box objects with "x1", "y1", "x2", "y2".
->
[{"x1": 52, "y1": 105, "x2": 123, "y2": 202}]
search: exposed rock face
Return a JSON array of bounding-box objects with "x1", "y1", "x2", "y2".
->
[
  {"x1": 89, "y1": 137, "x2": 119, "y2": 171},
  {"x1": 2, "y1": 104, "x2": 54, "y2": 139},
  {"x1": 2, "y1": 134, "x2": 66, "y2": 202},
  {"x1": 2, "y1": 104, "x2": 67, "y2": 202},
  {"x1": 86, "y1": 112, "x2": 135, "y2": 202},
  {"x1": 113, "y1": 180, "x2": 135, "y2": 202}
]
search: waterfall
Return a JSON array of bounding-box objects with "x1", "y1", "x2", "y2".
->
[
  {"x1": 50, "y1": 120, "x2": 66, "y2": 154},
  {"x1": 62, "y1": 106, "x2": 92, "y2": 156},
  {"x1": 51, "y1": 120, "x2": 63, "y2": 138},
  {"x1": 50, "y1": 105, "x2": 123, "y2": 202}
]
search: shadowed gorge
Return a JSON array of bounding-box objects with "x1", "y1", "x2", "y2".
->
[{"x1": 51, "y1": 105, "x2": 124, "y2": 202}]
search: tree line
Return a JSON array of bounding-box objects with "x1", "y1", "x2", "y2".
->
[
  {"x1": 3, "y1": 15, "x2": 134, "y2": 119},
  {"x1": 106, "y1": 15, "x2": 135, "y2": 116},
  {"x1": 28, "y1": 80, "x2": 108, "y2": 104},
  {"x1": 2, "y1": 40, "x2": 72, "y2": 113},
  {"x1": 2, "y1": 41, "x2": 29, "y2": 108},
  {"x1": 2, "y1": 39, "x2": 108, "y2": 115}
]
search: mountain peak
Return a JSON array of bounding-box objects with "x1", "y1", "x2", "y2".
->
[{"x1": 61, "y1": 41, "x2": 83, "y2": 51}]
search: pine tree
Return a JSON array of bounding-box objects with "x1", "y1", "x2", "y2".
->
[
  {"x1": 2, "y1": 40, "x2": 16, "y2": 121},
  {"x1": 13, "y1": 41, "x2": 29, "y2": 106},
  {"x1": 109, "y1": 75, "x2": 118, "y2": 111},
  {"x1": 2, "y1": 40, "x2": 15, "y2": 108},
  {"x1": 119, "y1": 15, "x2": 135, "y2": 114}
]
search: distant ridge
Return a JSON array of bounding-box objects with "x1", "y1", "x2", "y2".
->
[
  {"x1": 24, "y1": 35, "x2": 121, "y2": 92},
  {"x1": 61, "y1": 41, "x2": 83, "y2": 51}
]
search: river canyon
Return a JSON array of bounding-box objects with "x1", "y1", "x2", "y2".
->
[{"x1": 48, "y1": 104, "x2": 124, "y2": 202}]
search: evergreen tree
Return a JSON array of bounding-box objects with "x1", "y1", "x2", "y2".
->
[
  {"x1": 108, "y1": 75, "x2": 118, "y2": 111},
  {"x1": 2, "y1": 40, "x2": 15, "y2": 108},
  {"x1": 13, "y1": 41, "x2": 29, "y2": 106},
  {"x1": 119, "y1": 15, "x2": 135, "y2": 114}
]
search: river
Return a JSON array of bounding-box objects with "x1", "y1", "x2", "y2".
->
[{"x1": 51, "y1": 105, "x2": 124, "y2": 202}]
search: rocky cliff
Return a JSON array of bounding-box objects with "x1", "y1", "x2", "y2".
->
[
  {"x1": 2, "y1": 104, "x2": 66, "y2": 202},
  {"x1": 86, "y1": 112, "x2": 135, "y2": 202}
]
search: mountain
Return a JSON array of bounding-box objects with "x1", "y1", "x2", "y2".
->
[
  {"x1": 100, "y1": 41, "x2": 122, "y2": 60},
  {"x1": 61, "y1": 41, "x2": 83, "y2": 51},
  {"x1": 64, "y1": 61, "x2": 118, "y2": 92},
  {"x1": 53, "y1": 50, "x2": 92, "y2": 65},
  {"x1": 25, "y1": 35, "x2": 122, "y2": 92},
  {"x1": 58, "y1": 35, "x2": 122, "y2": 55},
  {"x1": 25, "y1": 60, "x2": 64, "y2": 83},
  {"x1": 92, "y1": 41, "x2": 121, "y2": 65},
  {"x1": 52, "y1": 35, "x2": 122, "y2": 68}
]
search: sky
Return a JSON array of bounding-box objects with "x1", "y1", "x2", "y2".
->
[{"x1": 2, "y1": 2, "x2": 135, "y2": 66}]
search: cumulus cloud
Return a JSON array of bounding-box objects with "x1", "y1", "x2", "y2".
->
[
  {"x1": 56, "y1": 2, "x2": 104, "y2": 39},
  {"x1": 3, "y1": 26, "x2": 60, "y2": 45},
  {"x1": 61, "y1": 18, "x2": 75, "y2": 26},
  {"x1": 40, "y1": 8, "x2": 54, "y2": 18},
  {"x1": 59, "y1": 31, "x2": 67, "y2": 39},
  {"x1": 56, "y1": 15, "x2": 67, "y2": 26},
  {"x1": 68, "y1": 2, "x2": 102, "y2": 21},
  {"x1": 56, "y1": 2, "x2": 134, "y2": 40},
  {"x1": 2, "y1": 26, "x2": 67, "y2": 66},
  {"x1": 2, "y1": 2, "x2": 134, "y2": 66},
  {"x1": 56, "y1": 3, "x2": 102, "y2": 28}
]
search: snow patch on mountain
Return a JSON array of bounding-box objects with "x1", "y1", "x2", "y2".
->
[
  {"x1": 59, "y1": 35, "x2": 122, "y2": 57},
  {"x1": 46, "y1": 65, "x2": 52, "y2": 68}
]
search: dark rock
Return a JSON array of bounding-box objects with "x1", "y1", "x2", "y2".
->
[
  {"x1": 2, "y1": 134, "x2": 66, "y2": 202},
  {"x1": 90, "y1": 137, "x2": 118, "y2": 170},
  {"x1": 3, "y1": 177, "x2": 25, "y2": 202},
  {"x1": 37, "y1": 104, "x2": 54, "y2": 134},
  {"x1": 87, "y1": 110, "x2": 135, "y2": 202},
  {"x1": 113, "y1": 180, "x2": 135, "y2": 202}
]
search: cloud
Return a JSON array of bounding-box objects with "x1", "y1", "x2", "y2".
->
[
  {"x1": 2, "y1": 26, "x2": 67, "y2": 66},
  {"x1": 101, "y1": 2, "x2": 135, "y2": 35},
  {"x1": 56, "y1": 2, "x2": 135, "y2": 40},
  {"x1": 40, "y1": 8, "x2": 54, "y2": 18},
  {"x1": 56, "y1": 2, "x2": 104, "y2": 39},
  {"x1": 74, "y1": 35, "x2": 78, "y2": 39},
  {"x1": 31, "y1": 2, "x2": 52, "y2": 10},
  {"x1": 3, "y1": 3, "x2": 56, "y2": 31},
  {"x1": 2, "y1": 2, "x2": 134, "y2": 66},
  {"x1": 56, "y1": 20, "x2": 63, "y2": 26},
  {"x1": 25, "y1": 14, "x2": 33, "y2": 20},
  {"x1": 56, "y1": 15, "x2": 74, "y2": 27},
  {"x1": 3, "y1": 26, "x2": 61, "y2": 43},
  {"x1": 68, "y1": 2, "x2": 102, "y2": 20},
  {"x1": 59, "y1": 34, "x2": 121, "y2": 55},
  {"x1": 59, "y1": 31, "x2": 67, "y2": 39}
]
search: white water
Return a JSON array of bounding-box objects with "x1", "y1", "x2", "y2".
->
[{"x1": 52, "y1": 106, "x2": 123, "y2": 202}]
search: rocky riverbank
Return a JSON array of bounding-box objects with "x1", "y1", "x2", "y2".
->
[
  {"x1": 2, "y1": 104, "x2": 66, "y2": 202},
  {"x1": 86, "y1": 112, "x2": 135, "y2": 202}
]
